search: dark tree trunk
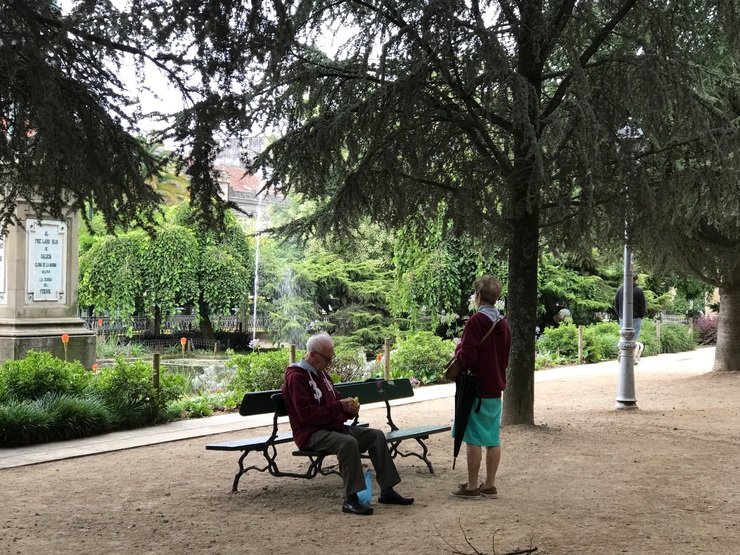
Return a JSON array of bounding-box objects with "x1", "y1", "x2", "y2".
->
[
  {"x1": 502, "y1": 180, "x2": 540, "y2": 426},
  {"x1": 501, "y1": 2, "x2": 544, "y2": 426},
  {"x1": 198, "y1": 297, "x2": 216, "y2": 340},
  {"x1": 713, "y1": 284, "x2": 740, "y2": 372},
  {"x1": 148, "y1": 307, "x2": 163, "y2": 336}
]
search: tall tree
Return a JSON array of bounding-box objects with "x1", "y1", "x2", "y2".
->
[
  {"x1": 622, "y1": 3, "x2": 740, "y2": 371},
  {"x1": 169, "y1": 204, "x2": 253, "y2": 338},
  {"x1": 225, "y1": 1, "x2": 740, "y2": 418},
  {"x1": 174, "y1": 1, "x2": 654, "y2": 425},
  {"x1": 0, "y1": 0, "x2": 234, "y2": 231},
  {"x1": 8, "y1": 1, "x2": 739, "y2": 416},
  {"x1": 79, "y1": 206, "x2": 251, "y2": 335}
]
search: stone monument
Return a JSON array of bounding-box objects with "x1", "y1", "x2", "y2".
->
[{"x1": 0, "y1": 201, "x2": 95, "y2": 367}]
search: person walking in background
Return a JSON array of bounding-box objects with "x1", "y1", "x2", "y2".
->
[
  {"x1": 614, "y1": 275, "x2": 647, "y2": 361},
  {"x1": 450, "y1": 275, "x2": 511, "y2": 500}
]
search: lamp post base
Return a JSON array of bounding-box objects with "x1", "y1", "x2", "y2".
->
[{"x1": 614, "y1": 400, "x2": 639, "y2": 410}]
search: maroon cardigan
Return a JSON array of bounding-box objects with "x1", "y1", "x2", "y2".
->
[
  {"x1": 281, "y1": 364, "x2": 351, "y2": 450},
  {"x1": 454, "y1": 312, "x2": 511, "y2": 398}
]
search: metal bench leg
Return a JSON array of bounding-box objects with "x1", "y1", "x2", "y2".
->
[
  {"x1": 230, "y1": 447, "x2": 277, "y2": 493},
  {"x1": 388, "y1": 438, "x2": 435, "y2": 474},
  {"x1": 231, "y1": 451, "x2": 249, "y2": 493}
]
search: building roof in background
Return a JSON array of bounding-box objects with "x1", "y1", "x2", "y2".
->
[{"x1": 216, "y1": 166, "x2": 264, "y2": 193}]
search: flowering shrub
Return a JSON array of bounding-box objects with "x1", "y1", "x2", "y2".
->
[{"x1": 693, "y1": 316, "x2": 718, "y2": 345}]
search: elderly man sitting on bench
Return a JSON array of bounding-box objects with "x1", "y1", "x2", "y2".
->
[{"x1": 282, "y1": 332, "x2": 414, "y2": 515}]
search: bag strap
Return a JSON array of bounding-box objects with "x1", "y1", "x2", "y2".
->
[{"x1": 477, "y1": 319, "x2": 499, "y2": 346}]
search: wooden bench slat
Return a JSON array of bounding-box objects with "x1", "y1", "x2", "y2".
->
[
  {"x1": 238, "y1": 389, "x2": 281, "y2": 416},
  {"x1": 334, "y1": 378, "x2": 414, "y2": 405}
]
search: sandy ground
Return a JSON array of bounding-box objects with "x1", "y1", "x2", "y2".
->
[{"x1": 1, "y1": 364, "x2": 739, "y2": 555}]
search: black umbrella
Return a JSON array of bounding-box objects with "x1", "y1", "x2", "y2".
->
[{"x1": 452, "y1": 373, "x2": 482, "y2": 469}]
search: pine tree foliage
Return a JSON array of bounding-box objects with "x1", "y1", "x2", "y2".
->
[
  {"x1": 0, "y1": 0, "x2": 166, "y2": 232},
  {"x1": 200, "y1": 0, "x2": 738, "y2": 416}
]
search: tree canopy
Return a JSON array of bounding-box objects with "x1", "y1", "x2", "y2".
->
[{"x1": 5, "y1": 1, "x2": 740, "y2": 422}]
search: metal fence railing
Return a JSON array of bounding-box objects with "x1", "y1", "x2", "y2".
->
[{"x1": 81, "y1": 314, "x2": 271, "y2": 335}]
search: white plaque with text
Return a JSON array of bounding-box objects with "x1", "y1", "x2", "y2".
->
[
  {"x1": 0, "y1": 237, "x2": 5, "y2": 304},
  {"x1": 26, "y1": 219, "x2": 66, "y2": 302}
]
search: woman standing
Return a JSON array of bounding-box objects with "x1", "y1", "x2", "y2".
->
[{"x1": 450, "y1": 275, "x2": 511, "y2": 500}]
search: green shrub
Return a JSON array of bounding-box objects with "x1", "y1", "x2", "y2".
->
[
  {"x1": 0, "y1": 351, "x2": 91, "y2": 401},
  {"x1": 637, "y1": 320, "x2": 660, "y2": 357},
  {"x1": 174, "y1": 396, "x2": 213, "y2": 418},
  {"x1": 535, "y1": 350, "x2": 570, "y2": 370},
  {"x1": 0, "y1": 397, "x2": 54, "y2": 446},
  {"x1": 0, "y1": 393, "x2": 113, "y2": 446},
  {"x1": 167, "y1": 390, "x2": 240, "y2": 418},
  {"x1": 388, "y1": 331, "x2": 454, "y2": 384},
  {"x1": 537, "y1": 323, "x2": 579, "y2": 361},
  {"x1": 91, "y1": 357, "x2": 188, "y2": 426},
  {"x1": 229, "y1": 350, "x2": 291, "y2": 394},
  {"x1": 658, "y1": 322, "x2": 696, "y2": 353},
  {"x1": 44, "y1": 393, "x2": 113, "y2": 440},
  {"x1": 331, "y1": 344, "x2": 372, "y2": 383},
  {"x1": 582, "y1": 322, "x2": 620, "y2": 363}
]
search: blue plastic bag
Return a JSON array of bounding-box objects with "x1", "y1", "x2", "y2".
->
[{"x1": 357, "y1": 469, "x2": 373, "y2": 508}]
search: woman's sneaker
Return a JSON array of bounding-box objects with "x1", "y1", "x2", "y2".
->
[
  {"x1": 479, "y1": 484, "x2": 498, "y2": 499},
  {"x1": 450, "y1": 483, "x2": 482, "y2": 499}
]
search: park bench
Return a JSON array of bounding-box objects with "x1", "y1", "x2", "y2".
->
[{"x1": 205, "y1": 378, "x2": 450, "y2": 493}]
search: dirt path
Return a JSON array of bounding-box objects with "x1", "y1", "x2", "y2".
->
[{"x1": 1, "y1": 366, "x2": 738, "y2": 554}]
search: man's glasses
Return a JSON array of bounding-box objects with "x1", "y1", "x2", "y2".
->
[{"x1": 315, "y1": 351, "x2": 335, "y2": 363}]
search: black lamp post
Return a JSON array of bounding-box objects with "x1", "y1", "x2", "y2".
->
[{"x1": 615, "y1": 118, "x2": 643, "y2": 410}]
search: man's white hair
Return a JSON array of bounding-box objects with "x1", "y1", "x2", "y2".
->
[{"x1": 306, "y1": 332, "x2": 333, "y2": 353}]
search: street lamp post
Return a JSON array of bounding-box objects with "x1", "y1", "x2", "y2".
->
[{"x1": 615, "y1": 119, "x2": 643, "y2": 410}]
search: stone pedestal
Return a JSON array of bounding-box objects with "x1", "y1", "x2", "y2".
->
[{"x1": 0, "y1": 203, "x2": 95, "y2": 368}]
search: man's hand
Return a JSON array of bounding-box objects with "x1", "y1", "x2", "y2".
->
[{"x1": 340, "y1": 397, "x2": 359, "y2": 415}]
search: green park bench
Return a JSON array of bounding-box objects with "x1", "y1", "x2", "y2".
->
[{"x1": 205, "y1": 378, "x2": 450, "y2": 493}]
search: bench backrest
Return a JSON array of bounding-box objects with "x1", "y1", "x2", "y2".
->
[
  {"x1": 334, "y1": 378, "x2": 414, "y2": 404},
  {"x1": 238, "y1": 389, "x2": 282, "y2": 417},
  {"x1": 269, "y1": 378, "x2": 413, "y2": 417},
  {"x1": 271, "y1": 393, "x2": 289, "y2": 417},
  {"x1": 241, "y1": 379, "x2": 414, "y2": 418}
]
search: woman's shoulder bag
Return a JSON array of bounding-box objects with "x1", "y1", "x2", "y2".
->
[{"x1": 444, "y1": 319, "x2": 499, "y2": 380}]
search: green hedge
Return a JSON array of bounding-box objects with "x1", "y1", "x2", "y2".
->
[
  {"x1": 536, "y1": 319, "x2": 696, "y2": 367},
  {"x1": 0, "y1": 351, "x2": 91, "y2": 401},
  {"x1": 0, "y1": 354, "x2": 188, "y2": 446}
]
